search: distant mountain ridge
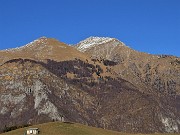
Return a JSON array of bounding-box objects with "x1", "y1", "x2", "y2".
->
[{"x1": 0, "y1": 36, "x2": 179, "y2": 133}]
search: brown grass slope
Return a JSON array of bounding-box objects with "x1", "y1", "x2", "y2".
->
[
  {"x1": 1, "y1": 122, "x2": 178, "y2": 135},
  {"x1": 0, "y1": 37, "x2": 89, "y2": 65}
]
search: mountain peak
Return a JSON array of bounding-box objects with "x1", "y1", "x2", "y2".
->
[
  {"x1": 1, "y1": 36, "x2": 49, "y2": 52},
  {"x1": 0, "y1": 37, "x2": 90, "y2": 65},
  {"x1": 76, "y1": 36, "x2": 125, "y2": 52}
]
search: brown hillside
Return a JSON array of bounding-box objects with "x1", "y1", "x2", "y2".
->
[
  {"x1": 0, "y1": 36, "x2": 179, "y2": 134},
  {"x1": 0, "y1": 37, "x2": 89, "y2": 65}
]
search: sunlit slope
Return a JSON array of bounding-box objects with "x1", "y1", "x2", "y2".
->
[
  {"x1": 1, "y1": 122, "x2": 123, "y2": 135},
  {"x1": 1, "y1": 122, "x2": 178, "y2": 135},
  {"x1": 0, "y1": 37, "x2": 89, "y2": 65}
]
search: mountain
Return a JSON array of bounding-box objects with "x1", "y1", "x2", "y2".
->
[
  {"x1": 76, "y1": 36, "x2": 180, "y2": 95},
  {"x1": 0, "y1": 37, "x2": 88, "y2": 65},
  {"x1": 0, "y1": 36, "x2": 180, "y2": 134}
]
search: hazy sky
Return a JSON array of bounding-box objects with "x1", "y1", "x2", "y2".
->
[{"x1": 0, "y1": 0, "x2": 179, "y2": 56}]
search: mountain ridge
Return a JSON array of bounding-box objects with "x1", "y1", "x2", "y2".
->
[
  {"x1": 0, "y1": 37, "x2": 90, "y2": 65},
  {"x1": 1, "y1": 36, "x2": 179, "y2": 57},
  {"x1": 0, "y1": 37, "x2": 49, "y2": 52},
  {"x1": 75, "y1": 36, "x2": 125, "y2": 52}
]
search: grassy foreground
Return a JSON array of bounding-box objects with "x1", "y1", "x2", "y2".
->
[
  {"x1": 0, "y1": 122, "x2": 122, "y2": 135},
  {"x1": 0, "y1": 122, "x2": 179, "y2": 135}
]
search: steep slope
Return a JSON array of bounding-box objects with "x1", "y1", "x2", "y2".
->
[
  {"x1": 76, "y1": 37, "x2": 180, "y2": 95},
  {"x1": 75, "y1": 36, "x2": 180, "y2": 133},
  {"x1": 0, "y1": 58, "x2": 99, "y2": 131},
  {"x1": 0, "y1": 37, "x2": 180, "y2": 134},
  {"x1": 1, "y1": 58, "x2": 179, "y2": 133}
]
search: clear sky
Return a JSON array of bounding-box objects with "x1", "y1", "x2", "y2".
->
[{"x1": 0, "y1": 0, "x2": 179, "y2": 56}]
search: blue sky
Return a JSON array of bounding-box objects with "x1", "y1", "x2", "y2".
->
[{"x1": 0, "y1": 0, "x2": 179, "y2": 56}]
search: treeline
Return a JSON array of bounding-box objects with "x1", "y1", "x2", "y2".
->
[
  {"x1": 91, "y1": 58, "x2": 117, "y2": 66},
  {"x1": 3, "y1": 58, "x2": 125, "y2": 96},
  {"x1": 42, "y1": 59, "x2": 103, "y2": 78}
]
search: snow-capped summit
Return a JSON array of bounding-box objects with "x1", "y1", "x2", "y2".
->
[
  {"x1": 1, "y1": 36, "x2": 48, "y2": 52},
  {"x1": 76, "y1": 36, "x2": 124, "y2": 52}
]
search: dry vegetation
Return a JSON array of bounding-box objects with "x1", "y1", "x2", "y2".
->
[{"x1": 1, "y1": 122, "x2": 179, "y2": 135}]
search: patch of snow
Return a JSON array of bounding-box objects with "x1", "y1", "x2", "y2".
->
[
  {"x1": 0, "y1": 36, "x2": 48, "y2": 52},
  {"x1": 76, "y1": 36, "x2": 124, "y2": 52}
]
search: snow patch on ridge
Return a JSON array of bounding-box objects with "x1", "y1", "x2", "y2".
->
[
  {"x1": 0, "y1": 36, "x2": 48, "y2": 52},
  {"x1": 76, "y1": 36, "x2": 124, "y2": 52}
]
